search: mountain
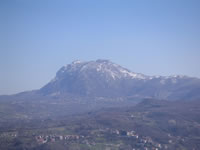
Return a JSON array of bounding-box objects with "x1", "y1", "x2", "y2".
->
[
  {"x1": 0, "y1": 59, "x2": 200, "y2": 120},
  {"x1": 40, "y1": 59, "x2": 147, "y2": 98},
  {"x1": 1, "y1": 59, "x2": 200, "y2": 150},
  {"x1": 39, "y1": 59, "x2": 200, "y2": 100}
]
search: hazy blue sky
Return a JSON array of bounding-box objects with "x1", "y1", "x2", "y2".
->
[{"x1": 0, "y1": 0, "x2": 200, "y2": 94}]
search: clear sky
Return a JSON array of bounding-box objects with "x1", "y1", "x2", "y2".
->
[{"x1": 0, "y1": 0, "x2": 200, "y2": 95}]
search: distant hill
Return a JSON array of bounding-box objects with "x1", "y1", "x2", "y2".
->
[{"x1": 1, "y1": 99, "x2": 200, "y2": 150}]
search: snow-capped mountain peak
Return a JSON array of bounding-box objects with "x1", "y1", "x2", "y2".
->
[
  {"x1": 50, "y1": 59, "x2": 193, "y2": 84},
  {"x1": 40, "y1": 59, "x2": 200, "y2": 100},
  {"x1": 57, "y1": 59, "x2": 147, "y2": 80},
  {"x1": 72, "y1": 60, "x2": 82, "y2": 64}
]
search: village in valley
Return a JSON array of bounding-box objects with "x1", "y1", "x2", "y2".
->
[
  {"x1": 0, "y1": 127, "x2": 169, "y2": 150},
  {"x1": 0, "y1": 99, "x2": 199, "y2": 150}
]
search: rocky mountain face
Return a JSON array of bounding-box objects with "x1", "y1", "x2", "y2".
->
[
  {"x1": 39, "y1": 59, "x2": 200, "y2": 100},
  {"x1": 40, "y1": 59, "x2": 146, "y2": 98}
]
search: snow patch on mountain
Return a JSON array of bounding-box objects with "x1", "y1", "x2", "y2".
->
[
  {"x1": 118, "y1": 68, "x2": 146, "y2": 79},
  {"x1": 72, "y1": 60, "x2": 82, "y2": 64}
]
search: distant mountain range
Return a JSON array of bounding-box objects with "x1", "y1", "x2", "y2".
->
[
  {"x1": 0, "y1": 59, "x2": 200, "y2": 119},
  {"x1": 39, "y1": 59, "x2": 200, "y2": 100}
]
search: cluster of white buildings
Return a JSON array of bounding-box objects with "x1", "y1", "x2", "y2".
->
[{"x1": 35, "y1": 134, "x2": 82, "y2": 144}]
